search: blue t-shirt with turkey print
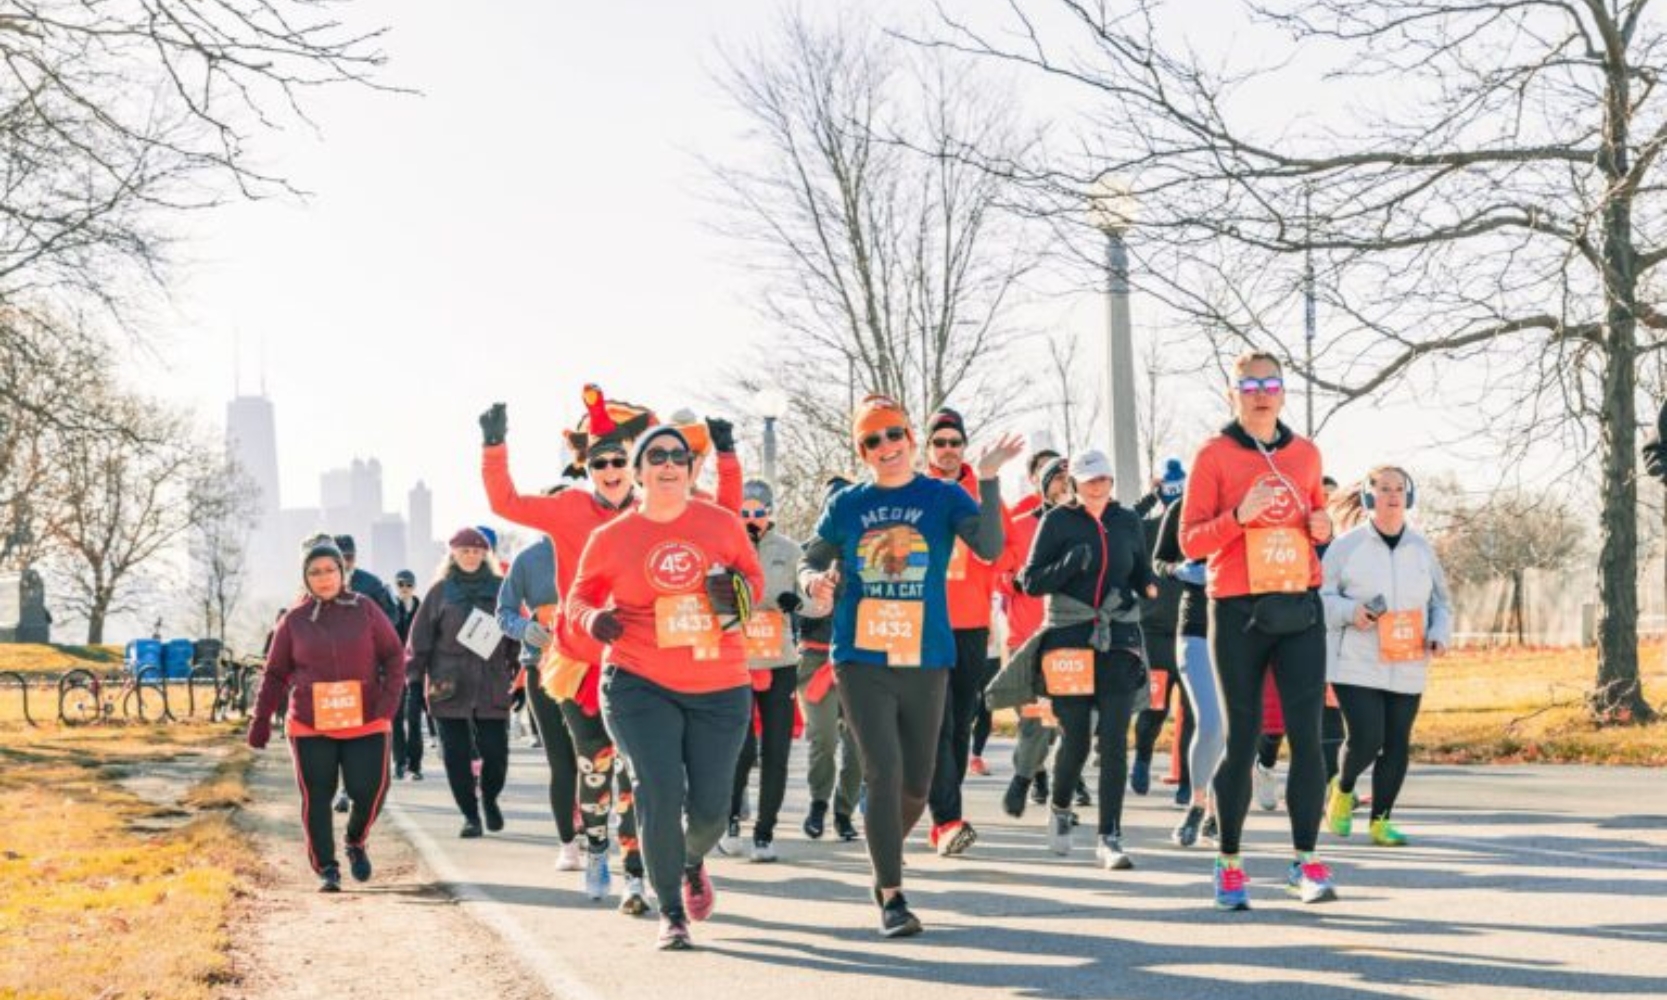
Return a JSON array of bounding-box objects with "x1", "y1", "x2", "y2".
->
[{"x1": 814, "y1": 474, "x2": 978, "y2": 669}]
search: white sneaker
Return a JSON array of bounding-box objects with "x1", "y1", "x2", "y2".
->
[
  {"x1": 1254, "y1": 764, "x2": 1280, "y2": 812},
  {"x1": 1047, "y1": 808, "x2": 1073, "y2": 856},
  {"x1": 555, "y1": 839, "x2": 583, "y2": 872},
  {"x1": 716, "y1": 818, "x2": 744, "y2": 857},
  {"x1": 1095, "y1": 834, "x2": 1133, "y2": 871},
  {"x1": 749, "y1": 837, "x2": 778, "y2": 863}
]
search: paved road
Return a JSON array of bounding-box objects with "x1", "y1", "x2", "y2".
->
[{"x1": 381, "y1": 736, "x2": 1667, "y2": 1000}]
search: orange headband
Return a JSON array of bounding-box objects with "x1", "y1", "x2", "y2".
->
[{"x1": 851, "y1": 394, "x2": 912, "y2": 453}]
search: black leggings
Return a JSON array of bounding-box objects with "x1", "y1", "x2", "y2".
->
[
  {"x1": 1258, "y1": 706, "x2": 1345, "y2": 781},
  {"x1": 972, "y1": 656, "x2": 999, "y2": 756},
  {"x1": 436, "y1": 717, "x2": 508, "y2": 823},
  {"x1": 290, "y1": 731, "x2": 391, "y2": 874},
  {"x1": 1134, "y1": 661, "x2": 1196, "y2": 787},
  {"x1": 390, "y1": 684, "x2": 427, "y2": 773},
  {"x1": 526, "y1": 663, "x2": 579, "y2": 843},
  {"x1": 836, "y1": 663, "x2": 948, "y2": 890},
  {"x1": 928, "y1": 628, "x2": 989, "y2": 827},
  {"x1": 1208, "y1": 595, "x2": 1328, "y2": 855},
  {"x1": 1333, "y1": 684, "x2": 1422, "y2": 820},
  {"x1": 730, "y1": 665, "x2": 797, "y2": 841},
  {"x1": 1049, "y1": 650, "x2": 1142, "y2": 836}
]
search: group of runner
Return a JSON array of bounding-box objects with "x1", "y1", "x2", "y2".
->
[{"x1": 250, "y1": 351, "x2": 1454, "y2": 948}]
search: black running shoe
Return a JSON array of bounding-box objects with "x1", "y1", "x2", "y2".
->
[
  {"x1": 1031, "y1": 770, "x2": 1050, "y2": 805},
  {"x1": 803, "y1": 800, "x2": 828, "y2": 840},
  {"x1": 483, "y1": 798, "x2": 504, "y2": 832},
  {"x1": 834, "y1": 813, "x2": 859, "y2": 842},
  {"x1": 1172, "y1": 806, "x2": 1205, "y2": 848},
  {"x1": 459, "y1": 819, "x2": 483, "y2": 839},
  {"x1": 880, "y1": 893, "x2": 923, "y2": 938},
  {"x1": 1201, "y1": 813, "x2": 1219, "y2": 843},
  {"x1": 1002, "y1": 776, "x2": 1031, "y2": 818},
  {"x1": 1074, "y1": 780, "x2": 1092, "y2": 807},
  {"x1": 319, "y1": 864, "x2": 342, "y2": 893},
  {"x1": 345, "y1": 844, "x2": 372, "y2": 882}
]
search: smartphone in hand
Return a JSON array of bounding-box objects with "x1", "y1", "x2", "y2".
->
[{"x1": 1362, "y1": 595, "x2": 1388, "y2": 620}]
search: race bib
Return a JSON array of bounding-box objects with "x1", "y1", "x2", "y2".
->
[
  {"x1": 946, "y1": 539, "x2": 970, "y2": 582},
  {"x1": 1148, "y1": 669, "x2": 1171, "y2": 711},
  {"x1": 744, "y1": 611, "x2": 786, "y2": 664},
  {"x1": 1020, "y1": 697, "x2": 1059, "y2": 728},
  {"x1": 312, "y1": 680, "x2": 363, "y2": 731},
  {"x1": 1246, "y1": 527, "x2": 1309, "y2": 594},
  {"x1": 1377, "y1": 609, "x2": 1426, "y2": 663},
  {"x1": 854, "y1": 599, "x2": 925, "y2": 666},
  {"x1": 655, "y1": 594, "x2": 722, "y2": 660},
  {"x1": 457, "y1": 607, "x2": 506, "y2": 660},
  {"x1": 1042, "y1": 648, "x2": 1095, "y2": 697}
]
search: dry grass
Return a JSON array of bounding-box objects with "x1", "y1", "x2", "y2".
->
[
  {"x1": 0, "y1": 643, "x2": 123, "y2": 677},
  {"x1": 1414, "y1": 642, "x2": 1667, "y2": 765},
  {"x1": 0, "y1": 723, "x2": 256, "y2": 1000}
]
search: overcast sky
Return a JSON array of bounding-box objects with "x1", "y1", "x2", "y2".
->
[{"x1": 132, "y1": 0, "x2": 1475, "y2": 549}]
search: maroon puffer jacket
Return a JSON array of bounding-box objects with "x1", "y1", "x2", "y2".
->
[{"x1": 254, "y1": 594, "x2": 407, "y2": 729}]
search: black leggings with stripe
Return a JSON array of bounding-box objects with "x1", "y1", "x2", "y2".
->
[{"x1": 290, "y1": 731, "x2": 391, "y2": 874}]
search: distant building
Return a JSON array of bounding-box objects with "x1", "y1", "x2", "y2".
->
[{"x1": 370, "y1": 515, "x2": 408, "y2": 578}]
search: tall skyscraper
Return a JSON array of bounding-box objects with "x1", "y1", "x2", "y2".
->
[
  {"x1": 407, "y1": 481, "x2": 438, "y2": 573},
  {"x1": 226, "y1": 395, "x2": 280, "y2": 515}
]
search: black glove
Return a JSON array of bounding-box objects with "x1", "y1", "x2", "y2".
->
[
  {"x1": 510, "y1": 688, "x2": 527, "y2": 713},
  {"x1": 1060, "y1": 542, "x2": 1094, "y2": 575},
  {"x1": 776, "y1": 591, "x2": 802, "y2": 614},
  {"x1": 706, "y1": 417, "x2": 735, "y2": 454},
  {"x1": 479, "y1": 402, "x2": 508, "y2": 447},
  {"x1": 706, "y1": 569, "x2": 750, "y2": 622},
  {"x1": 589, "y1": 610, "x2": 623, "y2": 643},
  {"x1": 746, "y1": 521, "x2": 764, "y2": 542},
  {"x1": 1646, "y1": 438, "x2": 1667, "y2": 482}
]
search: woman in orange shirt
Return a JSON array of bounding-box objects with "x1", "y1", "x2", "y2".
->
[
  {"x1": 566, "y1": 426, "x2": 764, "y2": 951},
  {"x1": 1179, "y1": 350, "x2": 1336, "y2": 911}
]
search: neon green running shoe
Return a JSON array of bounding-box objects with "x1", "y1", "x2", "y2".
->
[
  {"x1": 1325, "y1": 777, "x2": 1356, "y2": 837},
  {"x1": 1369, "y1": 817, "x2": 1408, "y2": 846}
]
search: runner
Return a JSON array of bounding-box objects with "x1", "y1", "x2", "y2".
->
[
  {"x1": 922, "y1": 406, "x2": 1011, "y2": 857},
  {"x1": 797, "y1": 476, "x2": 864, "y2": 845},
  {"x1": 480, "y1": 388, "x2": 651, "y2": 913},
  {"x1": 995, "y1": 454, "x2": 1071, "y2": 817},
  {"x1": 718, "y1": 479, "x2": 804, "y2": 862},
  {"x1": 800, "y1": 394, "x2": 1019, "y2": 936},
  {"x1": 1152, "y1": 470, "x2": 1226, "y2": 848},
  {"x1": 1131, "y1": 459, "x2": 1192, "y2": 802},
  {"x1": 666, "y1": 407, "x2": 744, "y2": 512},
  {"x1": 1017, "y1": 449, "x2": 1156, "y2": 870},
  {"x1": 566, "y1": 425, "x2": 764, "y2": 951},
  {"x1": 248, "y1": 537, "x2": 406, "y2": 891},
  {"x1": 390, "y1": 569, "x2": 426, "y2": 781},
  {"x1": 1180, "y1": 350, "x2": 1338, "y2": 910},
  {"x1": 495, "y1": 527, "x2": 583, "y2": 870},
  {"x1": 405, "y1": 527, "x2": 519, "y2": 839},
  {"x1": 1321, "y1": 467, "x2": 1452, "y2": 846}
]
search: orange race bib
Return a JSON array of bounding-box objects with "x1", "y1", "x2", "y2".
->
[
  {"x1": 744, "y1": 611, "x2": 786, "y2": 663},
  {"x1": 1020, "y1": 697, "x2": 1059, "y2": 728},
  {"x1": 946, "y1": 539, "x2": 970, "y2": 582},
  {"x1": 1246, "y1": 526, "x2": 1310, "y2": 594},
  {"x1": 1148, "y1": 669, "x2": 1171, "y2": 711},
  {"x1": 654, "y1": 594, "x2": 722, "y2": 661},
  {"x1": 855, "y1": 599, "x2": 925, "y2": 666},
  {"x1": 1377, "y1": 609, "x2": 1426, "y2": 663},
  {"x1": 1042, "y1": 648, "x2": 1095, "y2": 697},
  {"x1": 312, "y1": 680, "x2": 364, "y2": 731}
]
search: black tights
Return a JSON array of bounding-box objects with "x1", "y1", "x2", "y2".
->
[
  {"x1": 1208, "y1": 595, "x2": 1328, "y2": 855},
  {"x1": 836, "y1": 663, "x2": 947, "y2": 891},
  {"x1": 730, "y1": 665, "x2": 797, "y2": 841},
  {"x1": 290, "y1": 732, "x2": 390, "y2": 874},
  {"x1": 1048, "y1": 650, "x2": 1141, "y2": 836},
  {"x1": 526, "y1": 663, "x2": 579, "y2": 842},
  {"x1": 436, "y1": 717, "x2": 508, "y2": 823},
  {"x1": 1333, "y1": 684, "x2": 1422, "y2": 820}
]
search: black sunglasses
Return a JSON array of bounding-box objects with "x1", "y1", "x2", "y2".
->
[
  {"x1": 589, "y1": 455, "x2": 628, "y2": 470},
  {"x1": 644, "y1": 447, "x2": 693, "y2": 467},
  {"x1": 861, "y1": 426, "x2": 909, "y2": 451},
  {"x1": 929, "y1": 436, "x2": 965, "y2": 449}
]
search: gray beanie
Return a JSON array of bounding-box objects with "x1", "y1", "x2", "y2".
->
[{"x1": 742, "y1": 479, "x2": 774, "y2": 509}]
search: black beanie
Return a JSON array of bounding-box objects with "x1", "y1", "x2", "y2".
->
[{"x1": 927, "y1": 408, "x2": 966, "y2": 439}]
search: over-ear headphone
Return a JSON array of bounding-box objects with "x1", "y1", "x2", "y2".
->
[{"x1": 1361, "y1": 466, "x2": 1416, "y2": 511}]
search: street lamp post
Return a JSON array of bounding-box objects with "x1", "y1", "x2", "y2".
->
[
  {"x1": 1090, "y1": 177, "x2": 1142, "y2": 506},
  {"x1": 755, "y1": 387, "x2": 789, "y2": 490}
]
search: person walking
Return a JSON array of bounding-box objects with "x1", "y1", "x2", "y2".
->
[
  {"x1": 405, "y1": 527, "x2": 519, "y2": 839},
  {"x1": 797, "y1": 477, "x2": 864, "y2": 846},
  {"x1": 248, "y1": 538, "x2": 406, "y2": 891},
  {"x1": 389, "y1": 569, "x2": 427, "y2": 780},
  {"x1": 1321, "y1": 467, "x2": 1452, "y2": 847}
]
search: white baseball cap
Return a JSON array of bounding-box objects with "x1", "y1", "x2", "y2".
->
[{"x1": 1070, "y1": 449, "x2": 1114, "y2": 482}]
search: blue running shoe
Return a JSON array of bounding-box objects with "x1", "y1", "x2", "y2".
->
[{"x1": 1214, "y1": 856, "x2": 1250, "y2": 911}]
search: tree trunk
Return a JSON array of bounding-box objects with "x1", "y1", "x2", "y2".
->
[
  {"x1": 1511, "y1": 571, "x2": 1526, "y2": 646},
  {"x1": 86, "y1": 599, "x2": 108, "y2": 645}
]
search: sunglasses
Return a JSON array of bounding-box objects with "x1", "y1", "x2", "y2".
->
[
  {"x1": 929, "y1": 436, "x2": 965, "y2": 449},
  {"x1": 644, "y1": 447, "x2": 693, "y2": 467},
  {"x1": 1236, "y1": 376, "x2": 1285, "y2": 395},
  {"x1": 860, "y1": 426, "x2": 910, "y2": 451},
  {"x1": 396, "y1": 582, "x2": 413, "y2": 588},
  {"x1": 740, "y1": 509, "x2": 770, "y2": 519},
  {"x1": 589, "y1": 455, "x2": 628, "y2": 471}
]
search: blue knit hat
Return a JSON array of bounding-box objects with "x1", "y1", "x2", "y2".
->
[{"x1": 1159, "y1": 458, "x2": 1187, "y2": 505}]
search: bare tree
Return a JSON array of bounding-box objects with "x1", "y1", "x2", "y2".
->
[
  {"x1": 187, "y1": 456, "x2": 258, "y2": 642},
  {"x1": 1042, "y1": 328, "x2": 1103, "y2": 456},
  {"x1": 708, "y1": 7, "x2": 1039, "y2": 503},
  {"x1": 44, "y1": 388, "x2": 225, "y2": 643},
  {"x1": 931, "y1": 0, "x2": 1667, "y2": 722},
  {"x1": 1433, "y1": 490, "x2": 1587, "y2": 646}
]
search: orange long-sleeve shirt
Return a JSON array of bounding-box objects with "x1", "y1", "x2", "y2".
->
[
  {"x1": 1179, "y1": 423, "x2": 1326, "y2": 599},
  {"x1": 995, "y1": 504, "x2": 1045, "y2": 651},
  {"x1": 931, "y1": 462, "x2": 1007, "y2": 629},
  {"x1": 565, "y1": 500, "x2": 764, "y2": 694}
]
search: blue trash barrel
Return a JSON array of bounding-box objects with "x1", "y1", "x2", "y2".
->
[
  {"x1": 162, "y1": 639, "x2": 195, "y2": 679},
  {"x1": 126, "y1": 638, "x2": 163, "y2": 674}
]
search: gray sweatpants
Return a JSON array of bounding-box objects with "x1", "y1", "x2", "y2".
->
[
  {"x1": 797, "y1": 649, "x2": 863, "y2": 816},
  {"x1": 601, "y1": 667, "x2": 751, "y2": 918},
  {"x1": 835, "y1": 663, "x2": 947, "y2": 891},
  {"x1": 1012, "y1": 712, "x2": 1058, "y2": 779}
]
